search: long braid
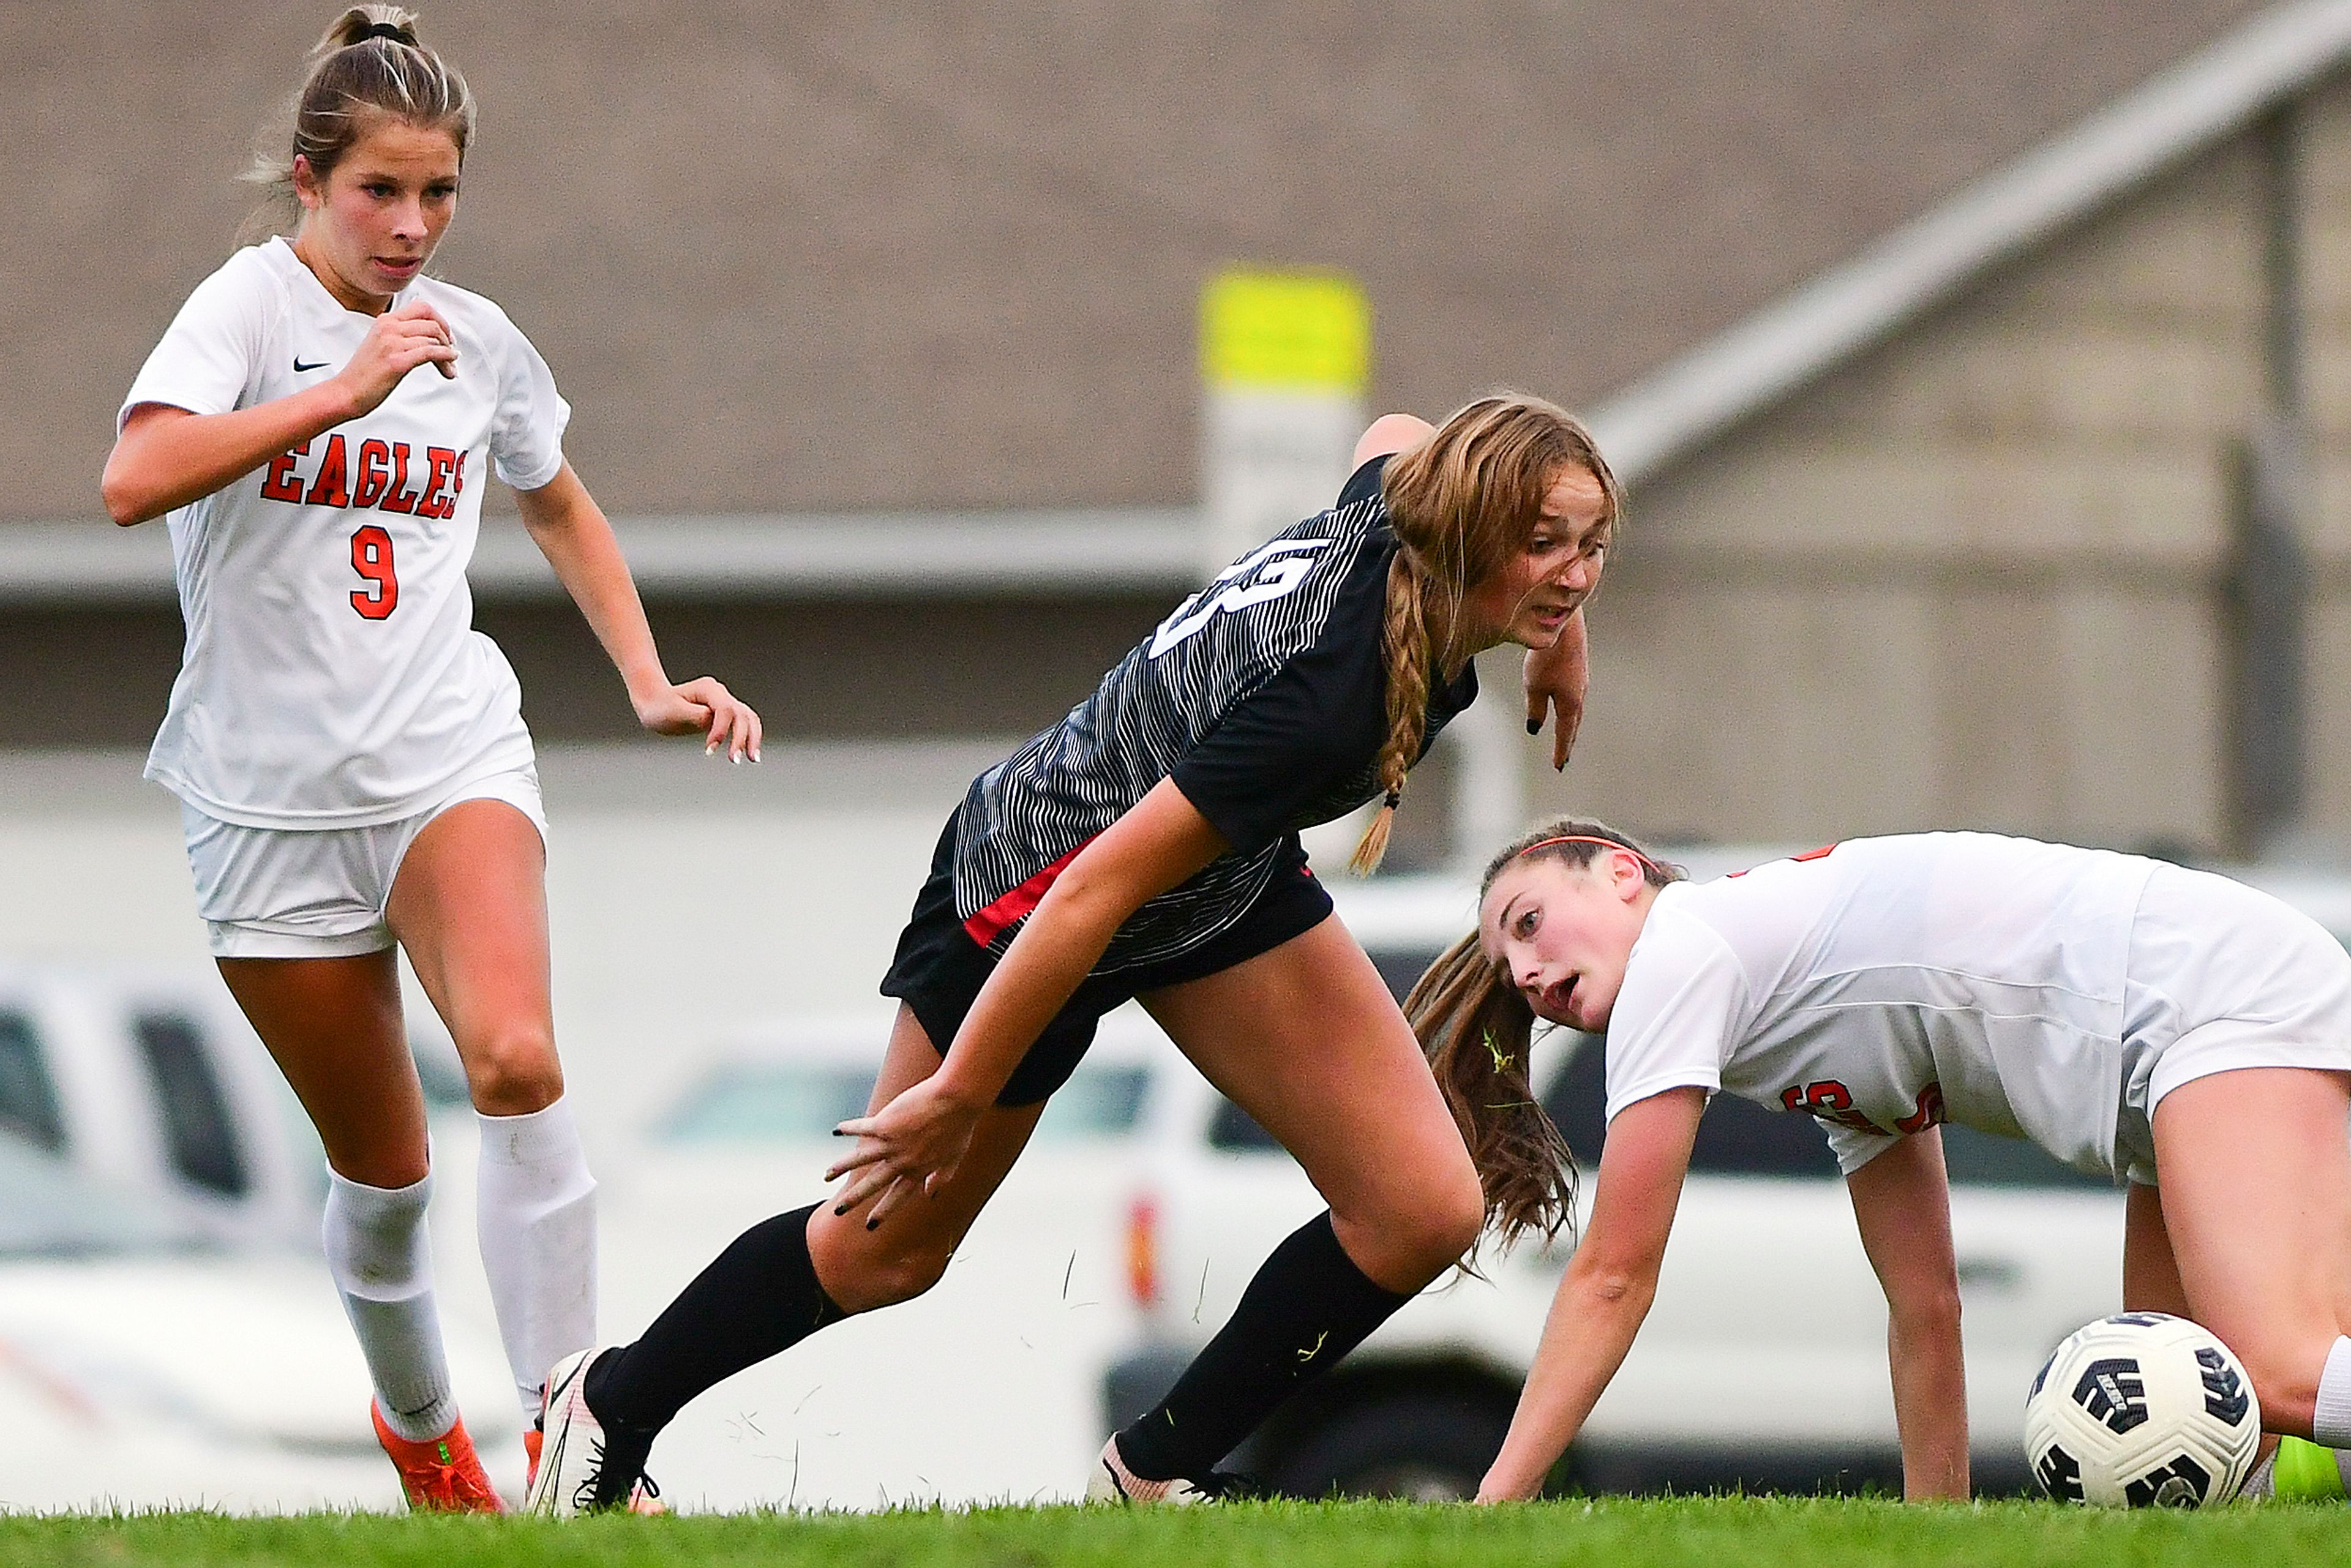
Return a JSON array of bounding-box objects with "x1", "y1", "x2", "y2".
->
[{"x1": 1349, "y1": 552, "x2": 1439, "y2": 874}]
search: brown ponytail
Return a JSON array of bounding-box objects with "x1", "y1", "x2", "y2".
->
[
  {"x1": 1348, "y1": 394, "x2": 1621, "y2": 874},
  {"x1": 241, "y1": 7, "x2": 476, "y2": 239},
  {"x1": 1404, "y1": 816, "x2": 1681, "y2": 1251}
]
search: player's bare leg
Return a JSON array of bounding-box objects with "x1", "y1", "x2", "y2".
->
[
  {"x1": 389, "y1": 797, "x2": 600, "y2": 1447},
  {"x1": 806, "y1": 1005, "x2": 1049, "y2": 1311},
  {"x1": 216, "y1": 950, "x2": 492, "y2": 1508},
  {"x1": 532, "y1": 1005, "x2": 1046, "y2": 1513},
  {"x1": 386, "y1": 798, "x2": 563, "y2": 1116},
  {"x1": 2153, "y1": 1068, "x2": 2351, "y2": 1455},
  {"x1": 217, "y1": 949, "x2": 426, "y2": 1184},
  {"x1": 2121, "y1": 1182, "x2": 2193, "y2": 1317},
  {"x1": 1146, "y1": 916, "x2": 1483, "y2": 1293},
  {"x1": 2121, "y1": 1177, "x2": 2287, "y2": 1487},
  {"x1": 1093, "y1": 916, "x2": 1483, "y2": 1495}
]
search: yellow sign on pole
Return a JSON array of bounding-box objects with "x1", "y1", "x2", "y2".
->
[{"x1": 1200, "y1": 269, "x2": 1371, "y2": 393}]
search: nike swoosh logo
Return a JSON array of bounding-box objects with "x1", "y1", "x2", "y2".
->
[{"x1": 293, "y1": 358, "x2": 331, "y2": 373}]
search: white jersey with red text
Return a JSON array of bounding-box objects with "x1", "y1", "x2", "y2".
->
[
  {"x1": 120, "y1": 237, "x2": 568, "y2": 828},
  {"x1": 1600, "y1": 832, "x2": 2351, "y2": 1180}
]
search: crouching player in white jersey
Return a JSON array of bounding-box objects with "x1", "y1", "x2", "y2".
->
[
  {"x1": 1407, "y1": 822, "x2": 2351, "y2": 1502},
  {"x1": 100, "y1": 7, "x2": 760, "y2": 1511}
]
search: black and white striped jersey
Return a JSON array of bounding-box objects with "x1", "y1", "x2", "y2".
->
[{"x1": 951, "y1": 456, "x2": 1480, "y2": 973}]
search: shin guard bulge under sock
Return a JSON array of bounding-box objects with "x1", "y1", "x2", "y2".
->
[
  {"x1": 324, "y1": 1168, "x2": 456, "y2": 1442},
  {"x1": 1116, "y1": 1210, "x2": 1412, "y2": 1481},
  {"x1": 584, "y1": 1201, "x2": 842, "y2": 1433},
  {"x1": 476, "y1": 1097, "x2": 599, "y2": 1417}
]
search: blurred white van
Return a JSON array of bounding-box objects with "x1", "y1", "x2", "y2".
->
[{"x1": 0, "y1": 964, "x2": 326, "y2": 1246}]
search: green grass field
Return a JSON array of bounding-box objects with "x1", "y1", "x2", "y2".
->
[{"x1": 9, "y1": 1498, "x2": 2351, "y2": 1568}]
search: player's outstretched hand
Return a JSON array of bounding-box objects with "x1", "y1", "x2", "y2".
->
[
  {"x1": 1522, "y1": 609, "x2": 1589, "y2": 771},
  {"x1": 334, "y1": 301, "x2": 459, "y2": 419},
  {"x1": 827, "y1": 1076, "x2": 983, "y2": 1229},
  {"x1": 636, "y1": 676, "x2": 763, "y2": 762}
]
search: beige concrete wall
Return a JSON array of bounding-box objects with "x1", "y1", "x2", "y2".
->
[
  {"x1": 1, "y1": 1, "x2": 2268, "y2": 522},
  {"x1": 1547, "y1": 122, "x2": 2295, "y2": 855}
]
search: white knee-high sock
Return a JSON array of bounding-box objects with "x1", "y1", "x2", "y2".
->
[
  {"x1": 2311, "y1": 1336, "x2": 2351, "y2": 1448},
  {"x1": 476, "y1": 1096, "x2": 598, "y2": 1418},
  {"x1": 323, "y1": 1169, "x2": 456, "y2": 1442}
]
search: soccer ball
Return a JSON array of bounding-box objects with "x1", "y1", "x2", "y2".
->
[{"x1": 2023, "y1": 1312, "x2": 2260, "y2": 1507}]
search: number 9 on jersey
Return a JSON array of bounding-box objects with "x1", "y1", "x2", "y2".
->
[{"x1": 350, "y1": 524, "x2": 399, "y2": 619}]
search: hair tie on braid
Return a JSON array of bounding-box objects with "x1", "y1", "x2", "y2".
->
[{"x1": 1384, "y1": 789, "x2": 1401, "y2": 809}]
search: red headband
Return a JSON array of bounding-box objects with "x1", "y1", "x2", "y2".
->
[{"x1": 1513, "y1": 834, "x2": 1663, "y2": 874}]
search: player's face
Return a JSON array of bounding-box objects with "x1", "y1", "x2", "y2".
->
[
  {"x1": 292, "y1": 118, "x2": 462, "y2": 313},
  {"x1": 1461, "y1": 463, "x2": 1610, "y2": 652},
  {"x1": 1479, "y1": 851, "x2": 1651, "y2": 1032}
]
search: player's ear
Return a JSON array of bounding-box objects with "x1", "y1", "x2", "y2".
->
[
  {"x1": 1614, "y1": 849, "x2": 1643, "y2": 896},
  {"x1": 291, "y1": 154, "x2": 323, "y2": 210}
]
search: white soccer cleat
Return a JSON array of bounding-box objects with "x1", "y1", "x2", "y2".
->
[
  {"x1": 523, "y1": 1347, "x2": 647, "y2": 1517},
  {"x1": 1086, "y1": 1435, "x2": 1259, "y2": 1503}
]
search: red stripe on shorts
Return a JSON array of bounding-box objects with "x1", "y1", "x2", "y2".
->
[{"x1": 962, "y1": 836, "x2": 1096, "y2": 947}]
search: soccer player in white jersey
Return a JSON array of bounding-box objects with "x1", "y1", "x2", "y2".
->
[
  {"x1": 100, "y1": 7, "x2": 759, "y2": 1512},
  {"x1": 1405, "y1": 820, "x2": 2351, "y2": 1502},
  {"x1": 524, "y1": 396, "x2": 1608, "y2": 1512}
]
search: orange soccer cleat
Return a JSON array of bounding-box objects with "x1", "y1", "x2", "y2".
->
[{"x1": 372, "y1": 1402, "x2": 506, "y2": 1514}]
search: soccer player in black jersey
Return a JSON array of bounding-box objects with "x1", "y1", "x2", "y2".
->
[{"x1": 527, "y1": 394, "x2": 1619, "y2": 1512}]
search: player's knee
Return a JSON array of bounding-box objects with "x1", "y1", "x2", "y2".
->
[
  {"x1": 1420, "y1": 1163, "x2": 1489, "y2": 1267},
  {"x1": 2237, "y1": 1339, "x2": 2322, "y2": 1436},
  {"x1": 459, "y1": 1024, "x2": 563, "y2": 1116},
  {"x1": 1355, "y1": 1161, "x2": 1484, "y2": 1283},
  {"x1": 827, "y1": 1243, "x2": 951, "y2": 1313}
]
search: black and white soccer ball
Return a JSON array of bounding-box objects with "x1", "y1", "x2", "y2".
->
[{"x1": 2023, "y1": 1312, "x2": 2260, "y2": 1507}]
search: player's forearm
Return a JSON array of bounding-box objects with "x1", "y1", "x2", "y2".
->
[
  {"x1": 1480, "y1": 1255, "x2": 1654, "y2": 1500},
  {"x1": 103, "y1": 387, "x2": 360, "y2": 525},
  {"x1": 1889, "y1": 1305, "x2": 1970, "y2": 1499},
  {"x1": 935, "y1": 871, "x2": 1134, "y2": 1108},
  {"x1": 519, "y1": 478, "x2": 670, "y2": 705}
]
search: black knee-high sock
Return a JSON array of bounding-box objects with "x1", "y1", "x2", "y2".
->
[
  {"x1": 585, "y1": 1201, "x2": 842, "y2": 1433},
  {"x1": 1115, "y1": 1211, "x2": 1412, "y2": 1480}
]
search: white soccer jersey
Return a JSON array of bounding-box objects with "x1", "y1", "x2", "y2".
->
[
  {"x1": 121, "y1": 238, "x2": 569, "y2": 828},
  {"x1": 1601, "y1": 833, "x2": 2164, "y2": 1178}
]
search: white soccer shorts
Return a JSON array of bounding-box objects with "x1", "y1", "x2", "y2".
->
[{"x1": 180, "y1": 765, "x2": 549, "y2": 959}]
